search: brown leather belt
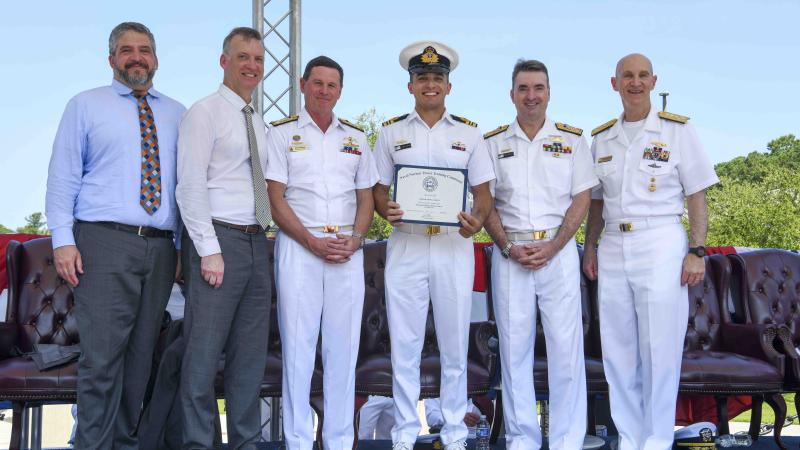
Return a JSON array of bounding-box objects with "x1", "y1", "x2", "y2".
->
[
  {"x1": 80, "y1": 220, "x2": 174, "y2": 239},
  {"x1": 212, "y1": 219, "x2": 264, "y2": 235}
]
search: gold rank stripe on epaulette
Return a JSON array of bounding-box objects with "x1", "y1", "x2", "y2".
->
[
  {"x1": 338, "y1": 117, "x2": 364, "y2": 132},
  {"x1": 555, "y1": 122, "x2": 583, "y2": 136},
  {"x1": 450, "y1": 114, "x2": 478, "y2": 127},
  {"x1": 270, "y1": 115, "x2": 299, "y2": 127},
  {"x1": 382, "y1": 114, "x2": 409, "y2": 127},
  {"x1": 483, "y1": 125, "x2": 509, "y2": 140},
  {"x1": 658, "y1": 111, "x2": 690, "y2": 124},
  {"x1": 591, "y1": 119, "x2": 618, "y2": 137}
]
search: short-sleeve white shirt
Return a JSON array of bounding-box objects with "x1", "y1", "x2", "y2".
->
[
  {"x1": 264, "y1": 108, "x2": 378, "y2": 227},
  {"x1": 590, "y1": 108, "x2": 719, "y2": 222},
  {"x1": 374, "y1": 109, "x2": 495, "y2": 202},
  {"x1": 487, "y1": 118, "x2": 599, "y2": 231}
]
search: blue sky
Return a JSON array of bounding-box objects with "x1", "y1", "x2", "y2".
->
[{"x1": 1, "y1": 0, "x2": 798, "y2": 229}]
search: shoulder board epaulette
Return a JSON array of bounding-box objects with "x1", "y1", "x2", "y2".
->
[
  {"x1": 270, "y1": 115, "x2": 298, "y2": 127},
  {"x1": 338, "y1": 117, "x2": 364, "y2": 132},
  {"x1": 382, "y1": 114, "x2": 408, "y2": 127},
  {"x1": 483, "y1": 125, "x2": 509, "y2": 140},
  {"x1": 658, "y1": 111, "x2": 689, "y2": 124},
  {"x1": 450, "y1": 114, "x2": 478, "y2": 127},
  {"x1": 591, "y1": 119, "x2": 618, "y2": 137},
  {"x1": 555, "y1": 122, "x2": 583, "y2": 136}
]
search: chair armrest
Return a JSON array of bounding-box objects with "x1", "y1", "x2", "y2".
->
[
  {"x1": 0, "y1": 322, "x2": 18, "y2": 359},
  {"x1": 468, "y1": 321, "x2": 499, "y2": 379},
  {"x1": 776, "y1": 325, "x2": 800, "y2": 380},
  {"x1": 720, "y1": 322, "x2": 784, "y2": 375}
]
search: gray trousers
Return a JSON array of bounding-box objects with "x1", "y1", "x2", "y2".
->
[
  {"x1": 73, "y1": 221, "x2": 176, "y2": 450},
  {"x1": 180, "y1": 224, "x2": 270, "y2": 450}
]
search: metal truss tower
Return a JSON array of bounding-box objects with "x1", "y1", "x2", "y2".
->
[
  {"x1": 251, "y1": 4, "x2": 300, "y2": 440},
  {"x1": 253, "y1": 0, "x2": 301, "y2": 122}
]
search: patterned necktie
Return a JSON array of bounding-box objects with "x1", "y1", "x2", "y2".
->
[
  {"x1": 242, "y1": 105, "x2": 272, "y2": 230},
  {"x1": 136, "y1": 94, "x2": 161, "y2": 215}
]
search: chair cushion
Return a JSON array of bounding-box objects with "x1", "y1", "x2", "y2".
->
[
  {"x1": 533, "y1": 357, "x2": 607, "y2": 394},
  {"x1": 680, "y1": 350, "x2": 783, "y2": 393},
  {"x1": 355, "y1": 355, "x2": 492, "y2": 396},
  {"x1": 0, "y1": 356, "x2": 77, "y2": 400}
]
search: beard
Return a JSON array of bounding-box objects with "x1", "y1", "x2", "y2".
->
[{"x1": 115, "y1": 61, "x2": 155, "y2": 89}]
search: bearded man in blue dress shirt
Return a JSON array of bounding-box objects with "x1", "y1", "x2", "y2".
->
[{"x1": 45, "y1": 22, "x2": 185, "y2": 450}]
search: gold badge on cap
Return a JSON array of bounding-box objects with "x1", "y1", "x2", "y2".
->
[{"x1": 420, "y1": 46, "x2": 439, "y2": 64}]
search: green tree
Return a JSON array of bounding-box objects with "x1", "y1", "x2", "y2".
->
[
  {"x1": 707, "y1": 170, "x2": 800, "y2": 249},
  {"x1": 16, "y1": 212, "x2": 49, "y2": 235},
  {"x1": 0, "y1": 224, "x2": 12, "y2": 234},
  {"x1": 715, "y1": 134, "x2": 800, "y2": 183}
]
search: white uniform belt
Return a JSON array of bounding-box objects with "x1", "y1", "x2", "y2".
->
[
  {"x1": 606, "y1": 216, "x2": 681, "y2": 233},
  {"x1": 306, "y1": 225, "x2": 354, "y2": 233},
  {"x1": 506, "y1": 226, "x2": 560, "y2": 242},
  {"x1": 394, "y1": 223, "x2": 459, "y2": 236}
]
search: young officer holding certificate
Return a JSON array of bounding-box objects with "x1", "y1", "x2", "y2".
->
[{"x1": 372, "y1": 40, "x2": 495, "y2": 450}]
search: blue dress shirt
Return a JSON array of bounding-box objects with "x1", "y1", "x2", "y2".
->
[{"x1": 46, "y1": 79, "x2": 185, "y2": 249}]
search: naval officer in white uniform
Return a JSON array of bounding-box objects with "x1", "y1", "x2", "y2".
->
[
  {"x1": 372, "y1": 41, "x2": 495, "y2": 450},
  {"x1": 266, "y1": 55, "x2": 378, "y2": 450},
  {"x1": 483, "y1": 59, "x2": 598, "y2": 450},
  {"x1": 583, "y1": 53, "x2": 719, "y2": 450}
]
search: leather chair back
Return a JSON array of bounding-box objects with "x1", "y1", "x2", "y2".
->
[
  {"x1": 5, "y1": 238, "x2": 79, "y2": 353},
  {"x1": 729, "y1": 250, "x2": 800, "y2": 329},
  {"x1": 684, "y1": 255, "x2": 728, "y2": 352},
  {"x1": 359, "y1": 241, "x2": 438, "y2": 366}
]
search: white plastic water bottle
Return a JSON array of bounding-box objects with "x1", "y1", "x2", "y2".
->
[
  {"x1": 715, "y1": 434, "x2": 753, "y2": 447},
  {"x1": 476, "y1": 414, "x2": 491, "y2": 450}
]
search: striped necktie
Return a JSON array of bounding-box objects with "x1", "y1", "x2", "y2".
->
[
  {"x1": 242, "y1": 105, "x2": 272, "y2": 230},
  {"x1": 136, "y1": 94, "x2": 161, "y2": 214}
]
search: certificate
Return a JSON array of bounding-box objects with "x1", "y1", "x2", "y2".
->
[{"x1": 392, "y1": 164, "x2": 468, "y2": 227}]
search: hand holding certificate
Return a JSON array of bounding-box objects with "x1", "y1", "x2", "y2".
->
[{"x1": 392, "y1": 165, "x2": 468, "y2": 227}]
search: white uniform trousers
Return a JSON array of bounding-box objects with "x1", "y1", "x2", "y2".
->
[
  {"x1": 385, "y1": 230, "x2": 473, "y2": 446},
  {"x1": 276, "y1": 231, "x2": 365, "y2": 450},
  {"x1": 492, "y1": 239, "x2": 587, "y2": 450},
  {"x1": 598, "y1": 222, "x2": 688, "y2": 450}
]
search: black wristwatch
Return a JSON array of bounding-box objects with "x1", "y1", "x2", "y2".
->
[{"x1": 688, "y1": 246, "x2": 706, "y2": 257}]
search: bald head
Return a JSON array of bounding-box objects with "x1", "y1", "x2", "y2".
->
[
  {"x1": 611, "y1": 53, "x2": 657, "y2": 119},
  {"x1": 615, "y1": 53, "x2": 653, "y2": 78}
]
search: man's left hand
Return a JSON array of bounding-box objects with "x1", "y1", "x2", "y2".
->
[
  {"x1": 457, "y1": 211, "x2": 483, "y2": 238},
  {"x1": 325, "y1": 233, "x2": 361, "y2": 264},
  {"x1": 519, "y1": 241, "x2": 559, "y2": 270},
  {"x1": 681, "y1": 253, "x2": 705, "y2": 286},
  {"x1": 463, "y1": 411, "x2": 480, "y2": 427}
]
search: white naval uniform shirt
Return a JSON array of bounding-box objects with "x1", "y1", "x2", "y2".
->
[
  {"x1": 374, "y1": 109, "x2": 495, "y2": 214},
  {"x1": 487, "y1": 118, "x2": 598, "y2": 232},
  {"x1": 590, "y1": 108, "x2": 719, "y2": 222},
  {"x1": 176, "y1": 84, "x2": 269, "y2": 256},
  {"x1": 264, "y1": 108, "x2": 378, "y2": 227}
]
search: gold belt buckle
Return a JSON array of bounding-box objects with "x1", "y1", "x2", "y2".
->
[
  {"x1": 322, "y1": 225, "x2": 340, "y2": 233},
  {"x1": 619, "y1": 223, "x2": 634, "y2": 232},
  {"x1": 425, "y1": 225, "x2": 441, "y2": 236},
  {"x1": 532, "y1": 230, "x2": 547, "y2": 240}
]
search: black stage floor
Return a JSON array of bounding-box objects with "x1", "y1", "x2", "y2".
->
[
  {"x1": 44, "y1": 436, "x2": 799, "y2": 449},
  {"x1": 45, "y1": 436, "x2": 795, "y2": 449}
]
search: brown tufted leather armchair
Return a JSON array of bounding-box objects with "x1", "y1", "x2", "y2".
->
[
  {"x1": 352, "y1": 241, "x2": 498, "y2": 441},
  {"x1": 0, "y1": 238, "x2": 79, "y2": 449},
  {"x1": 680, "y1": 254, "x2": 786, "y2": 449},
  {"x1": 483, "y1": 244, "x2": 608, "y2": 442},
  {"x1": 729, "y1": 250, "x2": 800, "y2": 437}
]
